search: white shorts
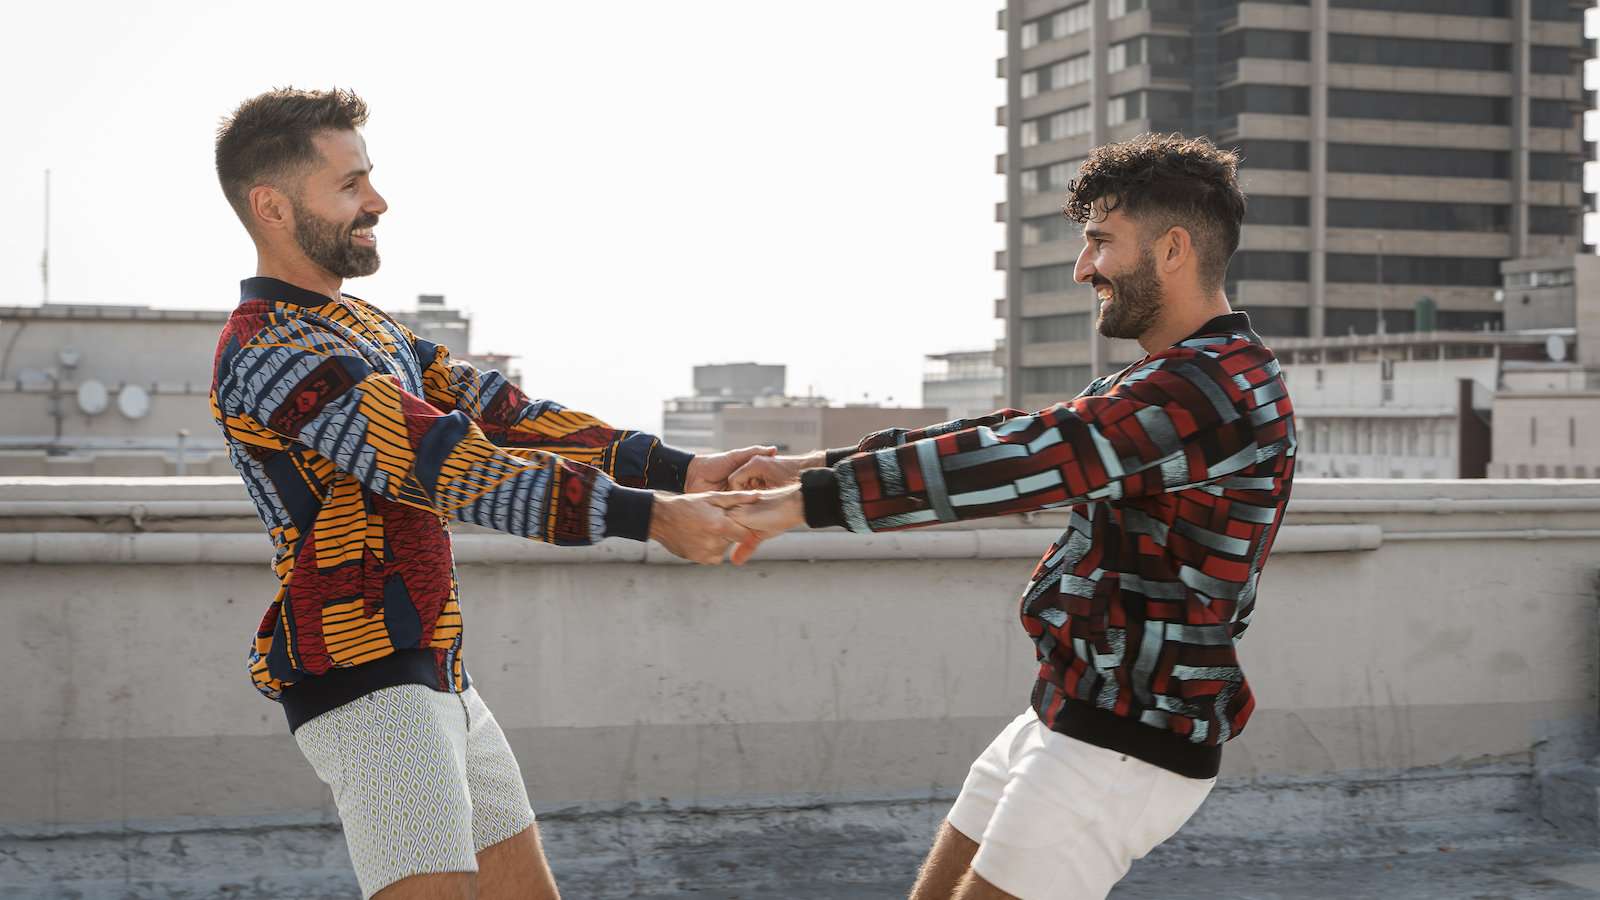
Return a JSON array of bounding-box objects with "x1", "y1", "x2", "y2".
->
[
  {"x1": 293, "y1": 684, "x2": 537, "y2": 898},
  {"x1": 947, "y1": 710, "x2": 1216, "y2": 900}
]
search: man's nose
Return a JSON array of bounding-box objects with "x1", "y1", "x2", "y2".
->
[
  {"x1": 366, "y1": 189, "x2": 388, "y2": 216},
  {"x1": 1074, "y1": 245, "x2": 1095, "y2": 284}
]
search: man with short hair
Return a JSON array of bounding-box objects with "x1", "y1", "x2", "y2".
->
[
  {"x1": 727, "y1": 133, "x2": 1296, "y2": 899},
  {"x1": 209, "y1": 87, "x2": 766, "y2": 899}
]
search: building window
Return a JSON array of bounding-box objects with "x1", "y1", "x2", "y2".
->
[
  {"x1": 1220, "y1": 85, "x2": 1310, "y2": 117},
  {"x1": 1570, "y1": 417, "x2": 1577, "y2": 447},
  {"x1": 1021, "y1": 365, "x2": 1094, "y2": 395},
  {"x1": 1531, "y1": 0, "x2": 1585, "y2": 20},
  {"x1": 1532, "y1": 45, "x2": 1578, "y2": 75},
  {"x1": 1024, "y1": 106, "x2": 1091, "y2": 147},
  {"x1": 1530, "y1": 416, "x2": 1537, "y2": 447},
  {"x1": 1022, "y1": 214, "x2": 1076, "y2": 245},
  {"x1": 1220, "y1": 29, "x2": 1312, "y2": 62},
  {"x1": 1326, "y1": 254, "x2": 1503, "y2": 286},
  {"x1": 1227, "y1": 251, "x2": 1310, "y2": 282},
  {"x1": 1328, "y1": 144, "x2": 1507, "y2": 179},
  {"x1": 1504, "y1": 268, "x2": 1574, "y2": 289},
  {"x1": 1022, "y1": 313, "x2": 1091, "y2": 344},
  {"x1": 1329, "y1": 0, "x2": 1508, "y2": 16},
  {"x1": 1021, "y1": 264, "x2": 1079, "y2": 295},
  {"x1": 1329, "y1": 34, "x2": 1510, "y2": 71},
  {"x1": 1239, "y1": 307, "x2": 1309, "y2": 336},
  {"x1": 1529, "y1": 206, "x2": 1579, "y2": 236},
  {"x1": 1530, "y1": 152, "x2": 1581, "y2": 182},
  {"x1": 1531, "y1": 99, "x2": 1575, "y2": 129},
  {"x1": 1022, "y1": 54, "x2": 1091, "y2": 98},
  {"x1": 1327, "y1": 198, "x2": 1510, "y2": 232},
  {"x1": 1021, "y1": 159, "x2": 1085, "y2": 196},
  {"x1": 1109, "y1": 92, "x2": 1143, "y2": 125},
  {"x1": 1023, "y1": 3, "x2": 1091, "y2": 49},
  {"x1": 1329, "y1": 89, "x2": 1508, "y2": 125},
  {"x1": 1248, "y1": 195, "x2": 1311, "y2": 226},
  {"x1": 1109, "y1": 39, "x2": 1142, "y2": 73},
  {"x1": 1231, "y1": 140, "x2": 1310, "y2": 171}
]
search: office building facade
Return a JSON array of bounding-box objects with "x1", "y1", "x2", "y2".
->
[{"x1": 998, "y1": 0, "x2": 1589, "y2": 409}]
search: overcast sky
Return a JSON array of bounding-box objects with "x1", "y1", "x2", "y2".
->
[{"x1": 0, "y1": 1, "x2": 1009, "y2": 433}]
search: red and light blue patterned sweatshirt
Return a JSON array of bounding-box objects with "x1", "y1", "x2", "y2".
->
[
  {"x1": 212, "y1": 277, "x2": 691, "y2": 729},
  {"x1": 801, "y1": 313, "x2": 1295, "y2": 777}
]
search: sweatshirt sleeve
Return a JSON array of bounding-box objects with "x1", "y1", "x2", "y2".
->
[
  {"x1": 215, "y1": 317, "x2": 654, "y2": 543},
  {"x1": 400, "y1": 331, "x2": 691, "y2": 493},
  {"x1": 801, "y1": 341, "x2": 1293, "y2": 532}
]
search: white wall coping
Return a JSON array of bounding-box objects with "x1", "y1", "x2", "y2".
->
[{"x1": 2, "y1": 477, "x2": 1598, "y2": 564}]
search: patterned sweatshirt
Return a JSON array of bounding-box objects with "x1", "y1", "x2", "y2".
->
[
  {"x1": 801, "y1": 313, "x2": 1294, "y2": 778},
  {"x1": 212, "y1": 277, "x2": 691, "y2": 730}
]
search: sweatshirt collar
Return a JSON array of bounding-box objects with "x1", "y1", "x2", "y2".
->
[{"x1": 239, "y1": 276, "x2": 343, "y2": 307}]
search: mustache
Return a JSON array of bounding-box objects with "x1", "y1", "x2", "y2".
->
[{"x1": 349, "y1": 213, "x2": 379, "y2": 231}]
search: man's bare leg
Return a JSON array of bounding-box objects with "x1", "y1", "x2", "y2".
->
[
  {"x1": 908, "y1": 821, "x2": 982, "y2": 900},
  {"x1": 477, "y1": 824, "x2": 561, "y2": 900},
  {"x1": 952, "y1": 869, "x2": 1019, "y2": 900},
  {"x1": 373, "y1": 872, "x2": 476, "y2": 899}
]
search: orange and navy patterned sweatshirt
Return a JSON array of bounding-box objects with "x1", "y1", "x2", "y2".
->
[
  {"x1": 800, "y1": 313, "x2": 1294, "y2": 778},
  {"x1": 211, "y1": 277, "x2": 691, "y2": 730}
]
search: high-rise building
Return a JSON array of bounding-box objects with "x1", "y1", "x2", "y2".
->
[{"x1": 997, "y1": 0, "x2": 1590, "y2": 410}]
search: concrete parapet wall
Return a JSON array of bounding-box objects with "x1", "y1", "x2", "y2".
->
[{"x1": 0, "y1": 477, "x2": 1596, "y2": 892}]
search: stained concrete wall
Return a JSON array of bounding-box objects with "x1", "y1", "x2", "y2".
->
[{"x1": 1, "y1": 477, "x2": 1596, "y2": 840}]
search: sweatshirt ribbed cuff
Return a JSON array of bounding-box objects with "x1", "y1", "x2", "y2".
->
[
  {"x1": 603, "y1": 485, "x2": 655, "y2": 542},
  {"x1": 800, "y1": 468, "x2": 846, "y2": 529},
  {"x1": 647, "y1": 443, "x2": 695, "y2": 492},
  {"x1": 823, "y1": 446, "x2": 857, "y2": 467}
]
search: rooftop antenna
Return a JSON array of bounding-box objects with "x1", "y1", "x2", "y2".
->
[{"x1": 41, "y1": 169, "x2": 50, "y2": 305}]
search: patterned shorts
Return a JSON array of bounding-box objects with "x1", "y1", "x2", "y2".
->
[{"x1": 293, "y1": 684, "x2": 537, "y2": 898}]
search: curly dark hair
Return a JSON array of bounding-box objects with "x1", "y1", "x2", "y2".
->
[
  {"x1": 215, "y1": 87, "x2": 370, "y2": 228},
  {"x1": 1064, "y1": 133, "x2": 1246, "y2": 292}
]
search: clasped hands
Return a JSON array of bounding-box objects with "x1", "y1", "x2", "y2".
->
[{"x1": 646, "y1": 446, "x2": 826, "y2": 565}]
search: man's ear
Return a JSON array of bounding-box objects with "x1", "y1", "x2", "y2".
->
[
  {"x1": 1162, "y1": 226, "x2": 1190, "y2": 273},
  {"x1": 248, "y1": 185, "x2": 292, "y2": 233}
]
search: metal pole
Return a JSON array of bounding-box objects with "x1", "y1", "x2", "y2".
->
[
  {"x1": 176, "y1": 429, "x2": 189, "y2": 476},
  {"x1": 41, "y1": 169, "x2": 50, "y2": 305}
]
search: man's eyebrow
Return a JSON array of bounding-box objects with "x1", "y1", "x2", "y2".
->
[
  {"x1": 1084, "y1": 227, "x2": 1112, "y2": 240},
  {"x1": 340, "y1": 166, "x2": 372, "y2": 180}
]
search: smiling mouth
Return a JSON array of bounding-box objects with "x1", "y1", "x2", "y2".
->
[
  {"x1": 351, "y1": 226, "x2": 376, "y2": 246},
  {"x1": 1095, "y1": 284, "x2": 1113, "y2": 303}
]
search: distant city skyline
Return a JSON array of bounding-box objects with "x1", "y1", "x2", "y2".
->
[{"x1": 0, "y1": 1, "x2": 1007, "y2": 435}]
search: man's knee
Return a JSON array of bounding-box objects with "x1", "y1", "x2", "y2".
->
[{"x1": 372, "y1": 870, "x2": 477, "y2": 900}]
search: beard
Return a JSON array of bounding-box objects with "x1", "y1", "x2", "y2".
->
[
  {"x1": 290, "y1": 201, "x2": 380, "y2": 279},
  {"x1": 1095, "y1": 249, "x2": 1164, "y2": 340}
]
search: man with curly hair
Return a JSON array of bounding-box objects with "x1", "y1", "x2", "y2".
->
[{"x1": 725, "y1": 133, "x2": 1296, "y2": 899}]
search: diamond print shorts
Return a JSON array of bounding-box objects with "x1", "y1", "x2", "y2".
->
[{"x1": 293, "y1": 684, "x2": 537, "y2": 898}]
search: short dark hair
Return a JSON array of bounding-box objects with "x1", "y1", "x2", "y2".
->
[
  {"x1": 1063, "y1": 133, "x2": 1245, "y2": 292},
  {"x1": 215, "y1": 87, "x2": 369, "y2": 226}
]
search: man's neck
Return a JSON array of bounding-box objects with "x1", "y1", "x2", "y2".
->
[
  {"x1": 255, "y1": 255, "x2": 342, "y2": 303},
  {"x1": 1137, "y1": 291, "x2": 1234, "y2": 355}
]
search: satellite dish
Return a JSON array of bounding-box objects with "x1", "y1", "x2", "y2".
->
[
  {"x1": 118, "y1": 383, "x2": 151, "y2": 420},
  {"x1": 1546, "y1": 334, "x2": 1569, "y2": 362},
  {"x1": 76, "y1": 379, "x2": 109, "y2": 415}
]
